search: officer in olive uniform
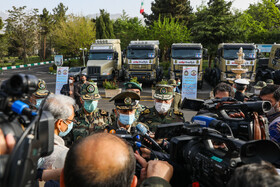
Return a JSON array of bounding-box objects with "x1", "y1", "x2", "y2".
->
[
  {"x1": 72, "y1": 82, "x2": 111, "y2": 141},
  {"x1": 139, "y1": 84, "x2": 185, "y2": 132},
  {"x1": 29, "y1": 79, "x2": 50, "y2": 109},
  {"x1": 111, "y1": 82, "x2": 147, "y2": 122},
  {"x1": 108, "y1": 91, "x2": 149, "y2": 133},
  {"x1": 168, "y1": 79, "x2": 181, "y2": 112}
]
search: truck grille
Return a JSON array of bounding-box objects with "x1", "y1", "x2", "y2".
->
[{"x1": 88, "y1": 66, "x2": 100, "y2": 75}]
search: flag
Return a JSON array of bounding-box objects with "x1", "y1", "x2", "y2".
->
[{"x1": 140, "y1": 0, "x2": 144, "y2": 14}]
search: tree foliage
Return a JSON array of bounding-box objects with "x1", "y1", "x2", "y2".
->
[
  {"x1": 0, "y1": 17, "x2": 3, "y2": 30},
  {"x1": 52, "y1": 2, "x2": 68, "y2": 25},
  {"x1": 96, "y1": 9, "x2": 115, "y2": 39},
  {"x1": 191, "y1": 0, "x2": 235, "y2": 58},
  {"x1": 6, "y1": 6, "x2": 39, "y2": 63},
  {"x1": 143, "y1": 0, "x2": 193, "y2": 25},
  {"x1": 39, "y1": 8, "x2": 53, "y2": 59},
  {"x1": 113, "y1": 11, "x2": 147, "y2": 49},
  {"x1": 148, "y1": 17, "x2": 191, "y2": 60},
  {"x1": 52, "y1": 15, "x2": 96, "y2": 56}
]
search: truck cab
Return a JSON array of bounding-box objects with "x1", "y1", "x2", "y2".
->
[
  {"x1": 125, "y1": 40, "x2": 162, "y2": 83},
  {"x1": 213, "y1": 43, "x2": 257, "y2": 86},
  {"x1": 169, "y1": 43, "x2": 206, "y2": 89},
  {"x1": 86, "y1": 39, "x2": 122, "y2": 82}
]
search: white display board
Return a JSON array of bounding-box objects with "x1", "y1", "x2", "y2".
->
[
  {"x1": 182, "y1": 66, "x2": 198, "y2": 100},
  {"x1": 55, "y1": 66, "x2": 69, "y2": 94}
]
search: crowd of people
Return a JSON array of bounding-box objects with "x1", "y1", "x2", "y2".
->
[{"x1": 1, "y1": 74, "x2": 280, "y2": 187}]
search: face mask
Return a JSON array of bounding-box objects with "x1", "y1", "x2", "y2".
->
[
  {"x1": 84, "y1": 100, "x2": 98, "y2": 113},
  {"x1": 233, "y1": 88, "x2": 237, "y2": 93},
  {"x1": 254, "y1": 89, "x2": 261, "y2": 95},
  {"x1": 69, "y1": 80, "x2": 73, "y2": 84},
  {"x1": 119, "y1": 113, "x2": 135, "y2": 125},
  {"x1": 155, "y1": 101, "x2": 171, "y2": 114},
  {"x1": 35, "y1": 99, "x2": 43, "y2": 109},
  {"x1": 173, "y1": 88, "x2": 176, "y2": 92},
  {"x1": 178, "y1": 82, "x2": 181, "y2": 86},
  {"x1": 265, "y1": 102, "x2": 280, "y2": 116},
  {"x1": 135, "y1": 100, "x2": 140, "y2": 105},
  {"x1": 59, "y1": 121, "x2": 73, "y2": 137}
]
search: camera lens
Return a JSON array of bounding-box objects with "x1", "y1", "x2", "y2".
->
[{"x1": 262, "y1": 101, "x2": 272, "y2": 113}]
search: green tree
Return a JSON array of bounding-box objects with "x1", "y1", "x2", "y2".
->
[
  {"x1": 148, "y1": 17, "x2": 191, "y2": 60},
  {"x1": 0, "y1": 17, "x2": 3, "y2": 30},
  {"x1": 52, "y1": 15, "x2": 96, "y2": 56},
  {"x1": 39, "y1": 8, "x2": 52, "y2": 60},
  {"x1": 143, "y1": 0, "x2": 193, "y2": 25},
  {"x1": 191, "y1": 0, "x2": 235, "y2": 64},
  {"x1": 96, "y1": 9, "x2": 115, "y2": 39},
  {"x1": 6, "y1": 6, "x2": 39, "y2": 63},
  {"x1": 52, "y1": 2, "x2": 68, "y2": 25},
  {"x1": 113, "y1": 10, "x2": 147, "y2": 49}
]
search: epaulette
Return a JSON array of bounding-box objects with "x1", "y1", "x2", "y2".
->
[
  {"x1": 141, "y1": 108, "x2": 151, "y2": 115},
  {"x1": 174, "y1": 111, "x2": 183, "y2": 116},
  {"x1": 100, "y1": 109, "x2": 109, "y2": 116}
]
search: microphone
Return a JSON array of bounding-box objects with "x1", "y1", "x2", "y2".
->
[{"x1": 136, "y1": 123, "x2": 163, "y2": 152}]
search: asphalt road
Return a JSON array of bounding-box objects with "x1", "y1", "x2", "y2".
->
[{"x1": 0, "y1": 64, "x2": 214, "y2": 121}]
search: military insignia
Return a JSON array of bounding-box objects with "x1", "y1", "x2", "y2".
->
[
  {"x1": 86, "y1": 84, "x2": 95, "y2": 93},
  {"x1": 124, "y1": 97, "x2": 132, "y2": 105},
  {"x1": 144, "y1": 109, "x2": 150, "y2": 114},
  {"x1": 128, "y1": 83, "x2": 132, "y2": 88},
  {"x1": 100, "y1": 110, "x2": 107, "y2": 116},
  {"x1": 147, "y1": 120, "x2": 153, "y2": 124},
  {"x1": 38, "y1": 82, "x2": 45, "y2": 90},
  {"x1": 160, "y1": 87, "x2": 167, "y2": 94}
]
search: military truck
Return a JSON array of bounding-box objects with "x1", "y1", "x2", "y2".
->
[
  {"x1": 124, "y1": 40, "x2": 162, "y2": 83},
  {"x1": 255, "y1": 44, "x2": 280, "y2": 84},
  {"x1": 206, "y1": 43, "x2": 258, "y2": 86},
  {"x1": 169, "y1": 43, "x2": 207, "y2": 89},
  {"x1": 86, "y1": 39, "x2": 123, "y2": 82}
]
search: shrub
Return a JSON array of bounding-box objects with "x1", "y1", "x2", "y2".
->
[
  {"x1": 103, "y1": 80, "x2": 119, "y2": 89},
  {"x1": 130, "y1": 77, "x2": 140, "y2": 84}
]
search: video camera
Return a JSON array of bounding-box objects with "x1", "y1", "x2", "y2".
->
[
  {"x1": 155, "y1": 122, "x2": 280, "y2": 187},
  {"x1": 0, "y1": 74, "x2": 54, "y2": 187},
  {"x1": 181, "y1": 97, "x2": 271, "y2": 140}
]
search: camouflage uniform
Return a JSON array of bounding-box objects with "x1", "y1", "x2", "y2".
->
[
  {"x1": 168, "y1": 79, "x2": 182, "y2": 112},
  {"x1": 72, "y1": 82, "x2": 111, "y2": 141},
  {"x1": 139, "y1": 84, "x2": 185, "y2": 132}
]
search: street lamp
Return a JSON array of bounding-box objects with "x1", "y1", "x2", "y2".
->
[{"x1": 80, "y1": 48, "x2": 87, "y2": 67}]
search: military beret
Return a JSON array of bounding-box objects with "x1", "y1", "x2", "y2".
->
[
  {"x1": 153, "y1": 84, "x2": 174, "y2": 100},
  {"x1": 124, "y1": 82, "x2": 142, "y2": 91},
  {"x1": 109, "y1": 91, "x2": 140, "y2": 110},
  {"x1": 80, "y1": 82, "x2": 101, "y2": 100}
]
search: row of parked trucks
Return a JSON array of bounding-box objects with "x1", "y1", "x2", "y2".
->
[{"x1": 83, "y1": 39, "x2": 280, "y2": 88}]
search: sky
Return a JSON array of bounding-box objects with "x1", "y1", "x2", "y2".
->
[{"x1": 0, "y1": 0, "x2": 261, "y2": 18}]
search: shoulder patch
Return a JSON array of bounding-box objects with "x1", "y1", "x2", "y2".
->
[{"x1": 143, "y1": 108, "x2": 151, "y2": 114}]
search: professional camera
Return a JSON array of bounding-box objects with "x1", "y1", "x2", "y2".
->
[
  {"x1": 155, "y1": 122, "x2": 280, "y2": 187},
  {"x1": 0, "y1": 74, "x2": 54, "y2": 187},
  {"x1": 181, "y1": 97, "x2": 271, "y2": 140}
]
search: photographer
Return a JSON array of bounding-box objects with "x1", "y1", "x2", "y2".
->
[{"x1": 260, "y1": 85, "x2": 280, "y2": 143}]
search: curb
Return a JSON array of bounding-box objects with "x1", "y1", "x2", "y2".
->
[{"x1": 0, "y1": 57, "x2": 79, "y2": 71}]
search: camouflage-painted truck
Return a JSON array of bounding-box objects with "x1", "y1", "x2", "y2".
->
[
  {"x1": 206, "y1": 43, "x2": 258, "y2": 86},
  {"x1": 124, "y1": 40, "x2": 163, "y2": 83},
  {"x1": 86, "y1": 39, "x2": 123, "y2": 82},
  {"x1": 169, "y1": 43, "x2": 207, "y2": 89}
]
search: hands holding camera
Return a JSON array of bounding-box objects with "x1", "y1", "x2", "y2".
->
[{"x1": 0, "y1": 129, "x2": 15, "y2": 155}]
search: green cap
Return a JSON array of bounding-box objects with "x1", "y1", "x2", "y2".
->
[
  {"x1": 266, "y1": 79, "x2": 274, "y2": 85},
  {"x1": 124, "y1": 82, "x2": 142, "y2": 91},
  {"x1": 168, "y1": 79, "x2": 177, "y2": 86},
  {"x1": 109, "y1": 91, "x2": 140, "y2": 110},
  {"x1": 153, "y1": 84, "x2": 174, "y2": 100},
  {"x1": 80, "y1": 82, "x2": 101, "y2": 100},
  {"x1": 33, "y1": 79, "x2": 49, "y2": 98},
  {"x1": 254, "y1": 81, "x2": 267, "y2": 89}
]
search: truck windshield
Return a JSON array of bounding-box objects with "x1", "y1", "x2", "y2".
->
[
  {"x1": 127, "y1": 49, "x2": 155, "y2": 59},
  {"x1": 69, "y1": 67, "x2": 80, "y2": 72},
  {"x1": 172, "y1": 49, "x2": 202, "y2": 59},
  {"x1": 223, "y1": 48, "x2": 256, "y2": 60},
  {"x1": 89, "y1": 52, "x2": 113, "y2": 60}
]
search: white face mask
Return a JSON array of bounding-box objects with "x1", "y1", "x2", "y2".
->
[
  {"x1": 69, "y1": 80, "x2": 73, "y2": 84},
  {"x1": 155, "y1": 101, "x2": 171, "y2": 114}
]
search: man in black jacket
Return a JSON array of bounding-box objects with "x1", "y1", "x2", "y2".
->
[{"x1": 60, "y1": 76, "x2": 80, "y2": 108}]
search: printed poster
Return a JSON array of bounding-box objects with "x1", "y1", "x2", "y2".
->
[
  {"x1": 54, "y1": 55, "x2": 63, "y2": 66},
  {"x1": 55, "y1": 66, "x2": 69, "y2": 94},
  {"x1": 182, "y1": 66, "x2": 198, "y2": 100}
]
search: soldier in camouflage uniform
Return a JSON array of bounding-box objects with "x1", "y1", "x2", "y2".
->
[
  {"x1": 107, "y1": 91, "x2": 149, "y2": 133},
  {"x1": 29, "y1": 79, "x2": 50, "y2": 109},
  {"x1": 111, "y1": 82, "x2": 147, "y2": 122},
  {"x1": 168, "y1": 79, "x2": 182, "y2": 112},
  {"x1": 72, "y1": 82, "x2": 111, "y2": 141},
  {"x1": 139, "y1": 84, "x2": 185, "y2": 132}
]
